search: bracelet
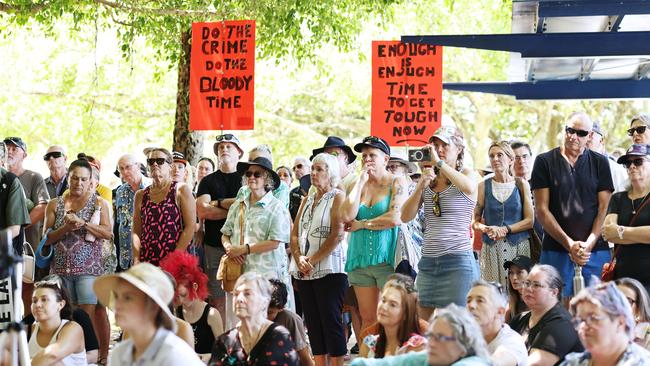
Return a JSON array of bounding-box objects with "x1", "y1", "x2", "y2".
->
[
  {"x1": 246, "y1": 244, "x2": 251, "y2": 254},
  {"x1": 505, "y1": 225, "x2": 512, "y2": 234},
  {"x1": 436, "y1": 159, "x2": 445, "y2": 168}
]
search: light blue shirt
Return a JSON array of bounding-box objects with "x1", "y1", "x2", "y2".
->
[{"x1": 109, "y1": 328, "x2": 203, "y2": 366}]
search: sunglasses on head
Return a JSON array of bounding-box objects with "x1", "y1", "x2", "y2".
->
[
  {"x1": 43, "y1": 151, "x2": 64, "y2": 161},
  {"x1": 627, "y1": 126, "x2": 648, "y2": 136},
  {"x1": 292, "y1": 164, "x2": 303, "y2": 171},
  {"x1": 147, "y1": 158, "x2": 170, "y2": 166},
  {"x1": 565, "y1": 126, "x2": 590, "y2": 138},
  {"x1": 431, "y1": 191, "x2": 441, "y2": 217},
  {"x1": 623, "y1": 158, "x2": 648, "y2": 169},
  {"x1": 245, "y1": 171, "x2": 263, "y2": 178},
  {"x1": 363, "y1": 136, "x2": 388, "y2": 148},
  {"x1": 216, "y1": 134, "x2": 235, "y2": 142}
]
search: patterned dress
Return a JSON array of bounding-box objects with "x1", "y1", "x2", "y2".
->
[
  {"x1": 140, "y1": 182, "x2": 182, "y2": 266},
  {"x1": 52, "y1": 192, "x2": 103, "y2": 276}
]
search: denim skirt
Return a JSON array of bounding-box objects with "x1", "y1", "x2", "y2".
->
[{"x1": 415, "y1": 251, "x2": 479, "y2": 308}]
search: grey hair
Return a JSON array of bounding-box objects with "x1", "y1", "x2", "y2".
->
[
  {"x1": 0, "y1": 141, "x2": 5, "y2": 166},
  {"x1": 615, "y1": 277, "x2": 650, "y2": 322},
  {"x1": 118, "y1": 154, "x2": 139, "y2": 166},
  {"x1": 472, "y1": 280, "x2": 508, "y2": 309},
  {"x1": 294, "y1": 156, "x2": 312, "y2": 168},
  {"x1": 571, "y1": 281, "x2": 636, "y2": 339},
  {"x1": 531, "y1": 264, "x2": 564, "y2": 301},
  {"x1": 249, "y1": 144, "x2": 273, "y2": 163},
  {"x1": 631, "y1": 114, "x2": 650, "y2": 127},
  {"x1": 234, "y1": 272, "x2": 273, "y2": 312},
  {"x1": 430, "y1": 304, "x2": 491, "y2": 361},
  {"x1": 312, "y1": 153, "x2": 341, "y2": 188},
  {"x1": 241, "y1": 169, "x2": 275, "y2": 192}
]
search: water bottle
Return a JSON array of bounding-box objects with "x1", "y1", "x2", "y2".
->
[{"x1": 573, "y1": 264, "x2": 585, "y2": 296}]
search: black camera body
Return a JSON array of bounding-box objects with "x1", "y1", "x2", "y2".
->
[{"x1": 408, "y1": 148, "x2": 432, "y2": 162}]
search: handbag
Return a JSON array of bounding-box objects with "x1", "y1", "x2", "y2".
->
[
  {"x1": 23, "y1": 242, "x2": 35, "y2": 284},
  {"x1": 514, "y1": 178, "x2": 541, "y2": 262},
  {"x1": 601, "y1": 195, "x2": 650, "y2": 281},
  {"x1": 35, "y1": 229, "x2": 54, "y2": 269},
  {"x1": 217, "y1": 203, "x2": 245, "y2": 292}
]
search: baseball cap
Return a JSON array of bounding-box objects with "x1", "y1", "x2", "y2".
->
[{"x1": 3, "y1": 137, "x2": 26, "y2": 152}]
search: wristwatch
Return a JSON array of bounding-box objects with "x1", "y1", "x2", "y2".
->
[
  {"x1": 216, "y1": 198, "x2": 224, "y2": 209},
  {"x1": 436, "y1": 159, "x2": 445, "y2": 168},
  {"x1": 617, "y1": 225, "x2": 625, "y2": 240}
]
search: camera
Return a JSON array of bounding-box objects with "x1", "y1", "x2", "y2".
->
[{"x1": 408, "y1": 148, "x2": 432, "y2": 162}]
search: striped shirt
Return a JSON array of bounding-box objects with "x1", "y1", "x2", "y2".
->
[{"x1": 422, "y1": 184, "x2": 475, "y2": 257}]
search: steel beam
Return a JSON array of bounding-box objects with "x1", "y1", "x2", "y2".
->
[{"x1": 537, "y1": 0, "x2": 650, "y2": 18}]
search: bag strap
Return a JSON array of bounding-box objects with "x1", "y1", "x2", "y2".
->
[{"x1": 239, "y1": 203, "x2": 245, "y2": 247}]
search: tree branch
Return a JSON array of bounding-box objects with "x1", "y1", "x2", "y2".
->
[
  {"x1": 93, "y1": 0, "x2": 223, "y2": 18},
  {"x1": 0, "y1": 1, "x2": 48, "y2": 14}
]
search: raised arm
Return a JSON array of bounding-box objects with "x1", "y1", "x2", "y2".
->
[{"x1": 340, "y1": 170, "x2": 368, "y2": 223}]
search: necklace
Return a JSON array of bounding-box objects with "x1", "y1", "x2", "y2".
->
[{"x1": 631, "y1": 191, "x2": 650, "y2": 215}]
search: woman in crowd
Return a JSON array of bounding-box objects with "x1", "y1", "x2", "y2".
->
[
  {"x1": 29, "y1": 280, "x2": 87, "y2": 366},
  {"x1": 503, "y1": 255, "x2": 533, "y2": 322},
  {"x1": 290, "y1": 152, "x2": 348, "y2": 366},
  {"x1": 359, "y1": 274, "x2": 426, "y2": 359},
  {"x1": 402, "y1": 126, "x2": 480, "y2": 320},
  {"x1": 43, "y1": 158, "x2": 112, "y2": 344},
  {"x1": 509, "y1": 264, "x2": 583, "y2": 365},
  {"x1": 160, "y1": 251, "x2": 223, "y2": 361},
  {"x1": 616, "y1": 277, "x2": 650, "y2": 349},
  {"x1": 221, "y1": 157, "x2": 292, "y2": 327},
  {"x1": 94, "y1": 262, "x2": 202, "y2": 365},
  {"x1": 602, "y1": 144, "x2": 650, "y2": 289},
  {"x1": 629, "y1": 114, "x2": 650, "y2": 145},
  {"x1": 340, "y1": 136, "x2": 407, "y2": 333},
  {"x1": 277, "y1": 165, "x2": 293, "y2": 187},
  {"x1": 351, "y1": 304, "x2": 491, "y2": 366},
  {"x1": 473, "y1": 141, "x2": 533, "y2": 287},
  {"x1": 195, "y1": 157, "x2": 215, "y2": 192},
  {"x1": 209, "y1": 272, "x2": 299, "y2": 365},
  {"x1": 132, "y1": 148, "x2": 196, "y2": 266},
  {"x1": 171, "y1": 151, "x2": 192, "y2": 187},
  {"x1": 562, "y1": 282, "x2": 650, "y2": 365}
]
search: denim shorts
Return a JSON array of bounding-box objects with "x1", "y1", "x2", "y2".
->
[
  {"x1": 204, "y1": 245, "x2": 226, "y2": 299},
  {"x1": 60, "y1": 275, "x2": 97, "y2": 305},
  {"x1": 540, "y1": 249, "x2": 611, "y2": 298},
  {"x1": 416, "y1": 251, "x2": 479, "y2": 308},
  {"x1": 348, "y1": 263, "x2": 395, "y2": 289}
]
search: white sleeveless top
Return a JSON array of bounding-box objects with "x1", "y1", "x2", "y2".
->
[{"x1": 29, "y1": 319, "x2": 88, "y2": 366}]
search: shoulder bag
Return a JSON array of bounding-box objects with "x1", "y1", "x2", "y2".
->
[
  {"x1": 217, "y1": 203, "x2": 245, "y2": 292},
  {"x1": 601, "y1": 195, "x2": 650, "y2": 281},
  {"x1": 514, "y1": 178, "x2": 542, "y2": 262},
  {"x1": 23, "y1": 242, "x2": 35, "y2": 284},
  {"x1": 35, "y1": 228, "x2": 54, "y2": 269}
]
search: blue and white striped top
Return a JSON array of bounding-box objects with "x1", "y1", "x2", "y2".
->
[{"x1": 422, "y1": 184, "x2": 475, "y2": 257}]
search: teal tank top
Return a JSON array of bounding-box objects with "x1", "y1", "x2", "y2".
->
[{"x1": 345, "y1": 184, "x2": 398, "y2": 272}]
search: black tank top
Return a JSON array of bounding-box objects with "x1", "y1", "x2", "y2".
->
[{"x1": 178, "y1": 303, "x2": 216, "y2": 353}]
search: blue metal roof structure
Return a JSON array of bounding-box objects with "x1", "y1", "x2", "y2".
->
[{"x1": 401, "y1": 0, "x2": 650, "y2": 100}]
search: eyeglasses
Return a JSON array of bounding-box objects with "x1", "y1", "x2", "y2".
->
[
  {"x1": 431, "y1": 191, "x2": 441, "y2": 217},
  {"x1": 573, "y1": 314, "x2": 607, "y2": 328},
  {"x1": 388, "y1": 276, "x2": 417, "y2": 293},
  {"x1": 293, "y1": 164, "x2": 303, "y2": 171},
  {"x1": 565, "y1": 126, "x2": 590, "y2": 138},
  {"x1": 216, "y1": 134, "x2": 236, "y2": 142},
  {"x1": 623, "y1": 158, "x2": 648, "y2": 169},
  {"x1": 488, "y1": 281, "x2": 504, "y2": 295},
  {"x1": 147, "y1": 158, "x2": 170, "y2": 166},
  {"x1": 363, "y1": 136, "x2": 389, "y2": 150},
  {"x1": 425, "y1": 332, "x2": 457, "y2": 343},
  {"x1": 43, "y1": 151, "x2": 64, "y2": 161},
  {"x1": 387, "y1": 163, "x2": 403, "y2": 171},
  {"x1": 245, "y1": 171, "x2": 263, "y2": 178},
  {"x1": 627, "y1": 126, "x2": 648, "y2": 136},
  {"x1": 521, "y1": 281, "x2": 548, "y2": 290}
]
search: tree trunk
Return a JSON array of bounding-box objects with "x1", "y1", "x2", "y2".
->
[{"x1": 173, "y1": 29, "x2": 204, "y2": 166}]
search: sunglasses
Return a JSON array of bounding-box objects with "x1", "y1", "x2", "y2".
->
[
  {"x1": 147, "y1": 158, "x2": 170, "y2": 166},
  {"x1": 627, "y1": 126, "x2": 648, "y2": 136},
  {"x1": 43, "y1": 151, "x2": 64, "y2": 161},
  {"x1": 292, "y1": 164, "x2": 304, "y2": 171},
  {"x1": 488, "y1": 281, "x2": 504, "y2": 295},
  {"x1": 216, "y1": 134, "x2": 236, "y2": 142},
  {"x1": 245, "y1": 171, "x2": 263, "y2": 178},
  {"x1": 432, "y1": 191, "x2": 441, "y2": 217},
  {"x1": 623, "y1": 158, "x2": 648, "y2": 169},
  {"x1": 363, "y1": 136, "x2": 389, "y2": 149},
  {"x1": 565, "y1": 126, "x2": 590, "y2": 138}
]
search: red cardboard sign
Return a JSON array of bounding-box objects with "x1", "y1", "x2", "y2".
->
[
  {"x1": 371, "y1": 41, "x2": 442, "y2": 146},
  {"x1": 190, "y1": 20, "x2": 255, "y2": 131}
]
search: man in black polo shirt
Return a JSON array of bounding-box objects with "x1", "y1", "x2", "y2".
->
[
  {"x1": 196, "y1": 134, "x2": 244, "y2": 319},
  {"x1": 530, "y1": 112, "x2": 613, "y2": 298}
]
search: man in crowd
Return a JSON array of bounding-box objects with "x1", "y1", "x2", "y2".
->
[
  {"x1": 511, "y1": 140, "x2": 533, "y2": 181},
  {"x1": 0, "y1": 141, "x2": 30, "y2": 255},
  {"x1": 114, "y1": 154, "x2": 150, "y2": 271},
  {"x1": 43, "y1": 145, "x2": 68, "y2": 199},
  {"x1": 196, "y1": 134, "x2": 244, "y2": 322},
  {"x1": 587, "y1": 121, "x2": 629, "y2": 193},
  {"x1": 530, "y1": 113, "x2": 613, "y2": 298},
  {"x1": 288, "y1": 157, "x2": 311, "y2": 220},
  {"x1": 466, "y1": 281, "x2": 527, "y2": 366}
]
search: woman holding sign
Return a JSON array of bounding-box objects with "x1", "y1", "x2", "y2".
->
[
  {"x1": 401, "y1": 126, "x2": 480, "y2": 320},
  {"x1": 340, "y1": 136, "x2": 408, "y2": 334}
]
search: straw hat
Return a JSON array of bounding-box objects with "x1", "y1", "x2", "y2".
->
[{"x1": 93, "y1": 263, "x2": 177, "y2": 332}]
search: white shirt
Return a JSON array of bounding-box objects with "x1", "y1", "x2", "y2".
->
[
  {"x1": 488, "y1": 324, "x2": 528, "y2": 366},
  {"x1": 109, "y1": 328, "x2": 203, "y2": 366}
]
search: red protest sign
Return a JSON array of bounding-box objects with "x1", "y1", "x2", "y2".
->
[
  {"x1": 371, "y1": 41, "x2": 442, "y2": 146},
  {"x1": 190, "y1": 20, "x2": 255, "y2": 131}
]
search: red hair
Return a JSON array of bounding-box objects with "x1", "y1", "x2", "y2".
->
[{"x1": 160, "y1": 251, "x2": 208, "y2": 301}]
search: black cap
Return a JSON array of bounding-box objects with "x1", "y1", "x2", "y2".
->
[
  {"x1": 311, "y1": 136, "x2": 357, "y2": 163},
  {"x1": 354, "y1": 136, "x2": 390, "y2": 155},
  {"x1": 503, "y1": 255, "x2": 533, "y2": 272},
  {"x1": 3, "y1": 137, "x2": 26, "y2": 152},
  {"x1": 236, "y1": 157, "x2": 281, "y2": 190}
]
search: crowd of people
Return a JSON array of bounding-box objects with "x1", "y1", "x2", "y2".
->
[{"x1": 0, "y1": 111, "x2": 649, "y2": 366}]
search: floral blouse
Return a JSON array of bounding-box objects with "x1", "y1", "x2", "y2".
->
[{"x1": 208, "y1": 324, "x2": 299, "y2": 366}]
